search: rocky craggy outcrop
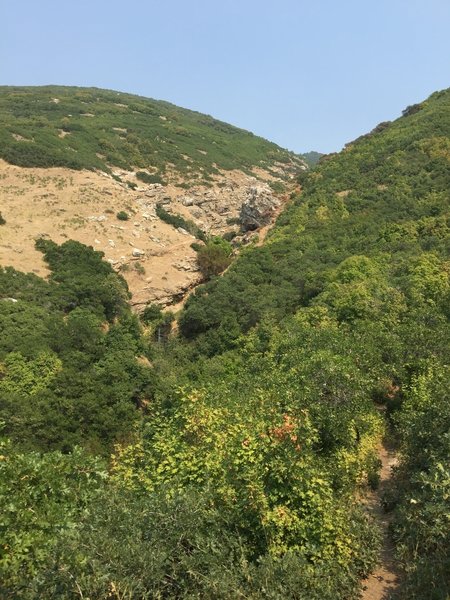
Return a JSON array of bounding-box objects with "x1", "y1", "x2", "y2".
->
[
  {"x1": 239, "y1": 185, "x2": 281, "y2": 231},
  {"x1": 137, "y1": 176, "x2": 281, "y2": 236},
  {"x1": 0, "y1": 161, "x2": 299, "y2": 309}
]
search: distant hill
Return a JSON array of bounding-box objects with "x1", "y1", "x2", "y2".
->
[
  {"x1": 301, "y1": 150, "x2": 323, "y2": 167},
  {"x1": 0, "y1": 86, "x2": 307, "y2": 310},
  {"x1": 0, "y1": 86, "x2": 305, "y2": 182}
]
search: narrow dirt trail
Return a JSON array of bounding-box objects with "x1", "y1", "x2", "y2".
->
[{"x1": 361, "y1": 441, "x2": 399, "y2": 600}]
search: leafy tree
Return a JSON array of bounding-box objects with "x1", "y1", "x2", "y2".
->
[
  {"x1": 390, "y1": 365, "x2": 450, "y2": 599},
  {"x1": 0, "y1": 440, "x2": 106, "y2": 597},
  {"x1": 196, "y1": 236, "x2": 233, "y2": 279}
]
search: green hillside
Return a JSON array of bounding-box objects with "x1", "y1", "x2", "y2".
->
[
  {"x1": 301, "y1": 150, "x2": 323, "y2": 166},
  {"x1": 180, "y1": 88, "x2": 450, "y2": 348},
  {"x1": 177, "y1": 88, "x2": 450, "y2": 598},
  {"x1": 0, "y1": 89, "x2": 449, "y2": 599},
  {"x1": 0, "y1": 85, "x2": 303, "y2": 181}
]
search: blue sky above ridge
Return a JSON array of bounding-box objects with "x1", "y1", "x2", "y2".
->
[{"x1": 3, "y1": 0, "x2": 450, "y2": 153}]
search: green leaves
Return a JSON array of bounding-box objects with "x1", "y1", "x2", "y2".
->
[
  {"x1": 112, "y1": 314, "x2": 384, "y2": 582},
  {"x1": 0, "y1": 351, "x2": 61, "y2": 397},
  {"x1": 0, "y1": 242, "x2": 152, "y2": 454},
  {"x1": 195, "y1": 237, "x2": 233, "y2": 279},
  {"x1": 0, "y1": 441, "x2": 106, "y2": 595},
  {"x1": 389, "y1": 364, "x2": 450, "y2": 599}
]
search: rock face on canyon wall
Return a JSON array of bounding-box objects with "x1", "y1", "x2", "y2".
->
[{"x1": 239, "y1": 185, "x2": 281, "y2": 231}]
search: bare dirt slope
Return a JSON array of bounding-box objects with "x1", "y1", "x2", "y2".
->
[{"x1": 0, "y1": 160, "x2": 286, "y2": 308}]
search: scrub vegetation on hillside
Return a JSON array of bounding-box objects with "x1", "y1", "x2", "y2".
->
[
  {"x1": 0, "y1": 88, "x2": 449, "y2": 599},
  {"x1": 0, "y1": 85, "x2": 303, "y2": 182}
]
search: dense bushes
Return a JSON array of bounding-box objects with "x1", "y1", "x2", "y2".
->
[
  {"x1": 0, "y1": 445, "x2": 376, "y2": 600},
  {"x1": 196, "y1": 236, "x2": 233, "y2": 278},
  {"x1": 389, "y1": 365, "x2": 450, "y2": 599},
  {"x1": 136, "y1": 170, "x2": 165, "y2": 185},
  {"x1": 0, "y1": 86, "x2": 303, "y2": 181},
  {"x1": 0, "y1": 240, "x2": 386, "y2": 597},
  {"x1": 109, "y1": 315, "x2": 388, "y2": 596},
  {"x1": 0, "y1": 240, "x2": 153, "y2": 453},
  {"x1": 0, "y1": 311, "x2": 385, "y2": 597},
  {"x1": 0, "y1": 442, "x2": 106, "y2": 597}
]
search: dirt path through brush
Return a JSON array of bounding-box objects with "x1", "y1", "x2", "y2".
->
[{"x1": 361, "y1": 441, "x2": 399, "y2": 600}]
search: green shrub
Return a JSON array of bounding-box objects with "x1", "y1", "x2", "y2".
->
[
  {"x1": 156, "y1": 204, "x2": 206, "y2": 241},
  {"x1": 133, "y1": 262, "x2": 145, "y2": 275},
  {"x1": 390, "y1": 365, "x2": 450, "y2": 599},
  {"x1": 141, "y1": 303, "x2": 174, "y2": 342},
  {"x1": 196, "y1": 237, "x2": 233, "y2": 279},
  {"x1": 136, "y1": 171, "x2": 165, "y2": 185},
  {"x1": 269, "y1": 180, "x2": 286, "y2": 193},
  {"x1": 222, "y1": 230, "x2": 238, "y2": 242},
  {"x1": 116, "y1": 210, "x2": 129, "y2": 221},
  {"x1": 141, "y1": 303, "x2": 164, "y2": 324}
]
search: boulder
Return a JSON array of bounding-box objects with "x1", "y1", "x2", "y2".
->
[
  {"x1": 239, "y1": 185, "x2": 280, "y2": 231},
  {"x1": 189, "y1": 207, "x2": 203, "y2": 219}
]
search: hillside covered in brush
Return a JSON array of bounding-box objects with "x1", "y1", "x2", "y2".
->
[
  {"x1": 177, "y1": 87, "x2": 450, "y2": 597},
  {"x1": 0, "y1": 85, "x2": 304, "y2": 181},
  {"x1": 180, "y1": 88, "x2": 450, "y2": 349},
  {"x1": 0, "y1": 85, "x2": 307, "y2": 310},
  {"x1": 0, "y1": 88, "x2": 449, "y2": 599}
]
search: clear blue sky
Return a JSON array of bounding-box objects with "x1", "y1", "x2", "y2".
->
[{"x1": 3, "y1": 0, "x2": 450, "y2": 153}]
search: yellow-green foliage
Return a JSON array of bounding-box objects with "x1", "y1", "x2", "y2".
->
[
  {"x1": 113, "y1": 317, "x2": 383, "y2": 568},
  {"x1": 113, "y1": 386, "x2": 378, "y2": 565},
  {"x1": 391, "y1": 364, "x2": 450, "y2": 599},
  {"x1": 408, "y1": 253, "x2": 449, "y2": 306},
  {"x1": 0, "y1": 352, "x2": 61, "y2": 396}
]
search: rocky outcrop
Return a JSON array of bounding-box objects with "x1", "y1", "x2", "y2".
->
[
  {"x1": 239, "y1": 185, "x2": 280, "y2": 231},
  {"x1": 0, "y1": 161, "x2": 299, "y2": 311}
]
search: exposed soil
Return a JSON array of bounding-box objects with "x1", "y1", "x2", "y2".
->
[
  {"x1": 0, "y1": 160, "x2": 284, "y2": 308},
  {"x1": 361, "y1": 440, "x2": 400, "y2": 600},
  {"x1": 0, "y1": 160, "x2": 200, "y2": 306}
]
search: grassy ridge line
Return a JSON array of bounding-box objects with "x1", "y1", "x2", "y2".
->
[{"x1": 0, "y1": 85, "x2": 304, "y2": 180}]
